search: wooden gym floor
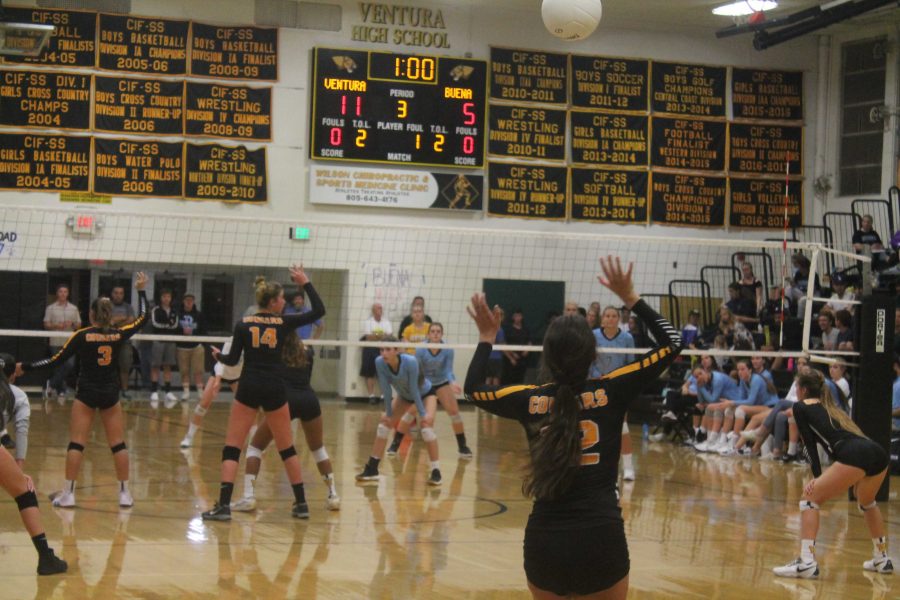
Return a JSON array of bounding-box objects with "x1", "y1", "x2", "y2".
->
[{"x1": 2, "y1": 396, "x2": 897, "y2": 599}]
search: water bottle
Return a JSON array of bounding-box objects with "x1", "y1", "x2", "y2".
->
[{"x1": 641, "y1": 423, "x2": 650, "y2": 440}]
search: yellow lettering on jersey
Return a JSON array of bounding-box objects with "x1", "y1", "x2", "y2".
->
[
  {"x1": 528, "y1": 395, "x2": 551, "y2": 414},
  {"x1": 86, "y1": 332, "x2": 122, "y2": 342}
]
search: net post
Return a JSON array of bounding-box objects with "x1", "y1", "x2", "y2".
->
[
  {"x1": 800, "y1": 246, "x2": 821, "y2": 353},
  {"x1": 853, "y1": 292, "x2": 895, "y2": 501}
]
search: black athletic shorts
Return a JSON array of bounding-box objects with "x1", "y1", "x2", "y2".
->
[
  {"x1": 75, "y1": 385, "x2": 120, "y2": 410},
  {"x1": 835, "y1": 438, "x2": 890, "y2": 476},
  {"x1": 287, "y1": 387, "x2": 322, "y2": 422},
  {"x1": 524, "y1": 520, "x2": 630, "y2": 596},
  {"x1": 430, "y1": 381, "x2": 451, "y2": 393},
  {"x1": 235, "y1": 376, "x2": 286, "y2": 412}
]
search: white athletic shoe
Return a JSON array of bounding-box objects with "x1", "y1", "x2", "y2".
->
[
  {"x1": 719, "y1": 446, "x2": 738, "y2": 456},
  {"x1": 231, "y1": 497, "x2": 257, "y2": 512},
  {"x1": 50, "y1": 490, "x2": 75, "y2": 508},
  {"x1": 57, "y1": 393, "x2": 66, "y2": 406},
  {"x1": 119, "y1": 489, "x2": 134, "y2": 508},
  {"x1": 694, "y1": 441, "x2": 710, "y2": 453},
  {"x1": 150, "y1": 392, "x2": 160, "y2": 409},
  {"x1": 739, "y1": 429, "x2": 758, "y2": 442},
  {"x1": 863, "y1": 556, "x2": 894, "y2": 574},
  {"x1": 181, "y1": 390, "x2": 190, "y2": 402},
  {"x1": 773, "y1": 557, "x2": 819, "y2": 579},
  {"x1": 325, "y1": 491, "x2": 341, "y2": 511},
  {"x1": 623, "y1": 468, "x2": 635, "y2": 481},
  {"x1": 179, "y1": 435, "x2": 193, "y2": 449},
  {"x1": 164, "y1": 392, "x2": 178, "y2": 409}
]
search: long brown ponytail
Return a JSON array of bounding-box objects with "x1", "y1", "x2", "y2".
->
[
  {"x1": 797, "y1": 369, "x2": 866, "y2": 438},
  {"x1": 91, "y1": 297, "x2": 113, "y2": 331}
]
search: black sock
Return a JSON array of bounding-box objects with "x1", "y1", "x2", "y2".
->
[
  {"x1": 31, "y1": 533, "x2": 50, "y2": 555},
  {"x1": 367, "y1": 456, "x2": 381, "y2": 470},
  {"x1": 151, "y1": 381, "x2": 159, "y2": 392},
  {"x1": 164, "y1": 382, "x2": 171, "y2": 393},
  {"x1": 391, "y1": 433, "x2": 404, "y2": 447},
  {"x1": 218, "y1": 482, "x2": 234, "y2": 506},
  {"x1": 292, "y1": 483, "x2": 306, "y2": 504},
  {"x1": 456, "y1": 433, "x2": 467, "y2": 448}
]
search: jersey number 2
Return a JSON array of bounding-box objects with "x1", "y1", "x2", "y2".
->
[
  {"x1": 98, "y1": 345, "x2": 113, "y2": 366},
  {"x1": 250, "y1": 327, "x2": 277, "y2": 349},
  {"x1": 579, "y1": 420, "x2": 600, "y2": 466}
]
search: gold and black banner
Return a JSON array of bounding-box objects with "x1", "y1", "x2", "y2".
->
[
  {"x1": 729, "y1": 123, "x2": 802, "y2": 176},
  {"x1": 190, "y1": 22, "x2": 278, "y2": 81},
  {"x1": 570, "y1": 111, "x2": 648, "y2": 167},
  {"x1": 2, "y1": 7, "x2": 97, "y2": 67},
  {"x1": 732, "y1": 68, "x2": 803, "y2": 122},
  {"x1": 184, "y1": 143, "x2": 267, "y2": 202},
  {"x1": 487, "y1": 105, "x2": 565, "y2": 160},
  {"x1": 0, "y1": 70, "x2": 91, "y2": 130},
  {"x1": 729, "y1": 177, "x2": 802, "y2": 229},
  {"x1": 93, "y1": 75, "x2": 184, "y2": 135},
  {"x1": 489, "y1": 47, "x2": 568, "y2": 104},
  {"x1": 185, "y1": 82, "x2": 272, "y2": 141},
  {"x1": 488, "y1": 162, "x2": 567, "y2": 220},
  {"x1": 570, "y1": 55, "x2": 649, "y2": 113},
  {"x1": 651, "y1": 61, "x2": 726, "y2": 118},
  {"x1": 570, "y1": 168, "x2": 648, "y2": 224},
  {"x1": 651, "y1": 172, "x2": 726, "y2": 227},
  {"x1": 97, "y1": 13, "x2": 188, "y2": 75},
  {"x1": 650, "y1": 117, "x2": 727, "y2": 172},
  {"x1": 93, "y1": 138, "x2": 183, "y2": 197},
  {"x1": 0, "y1": 133, "x2": 90, "y2": 192}
]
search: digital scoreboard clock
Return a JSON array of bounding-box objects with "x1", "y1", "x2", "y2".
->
[{"x1": 309, "y1": 47, "x2": 487, "y2": 168}]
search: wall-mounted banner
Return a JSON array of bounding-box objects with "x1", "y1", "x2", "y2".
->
[
  {"x1": 93, "y1": 138, "x2": 183, "y2": 197},
  {"x1": 97, "y1": 13, "x2": 188, "y2": 75},
  {"x1": 93, "y1": 75, "x2": 184, "y2": 135},
  {"x1": 570, "y1": 168, "x2": 648, "y2": 224},
  {"x1": 489, "y1": 47, "x2": 568, "y2": 105},
  {"x1": 184, "y1": 143, "x2": 266, "y2": 202},
  {"x1": 570, "y1": 111, "x2": 649, "y2": 167},
  {"x1": 185, "y1": 82, "x2": 272, "y2": 141},
  {"x1": 2, "y1": 7, "x2": 97, "y2": 67},
  {"x1": 309, "y1": 166, "x2": 482, "y2": 210},
  {"x1": 651, "y1": 116, "x2": 727, "y2": 172},
  {"x1": 190, "y1": 22, "x2": 277, "y2": 81},
  {"x1": 570, "y1": 55, "x2": 649, "y2": 113},
  {"x1": 488, "y1": 104, "x2": 566, "y2": 161},
  {"x1": 488, "y1": 162, "x2": 567, "y2": 220},
  {"x1": 651, "y1": 172, "x2": 726, "y2": 227},
  {"x1": 0, "y1": 133, "x2": 90, "y2": 192},
  {"x1": 0, "y1": 231, "x2": 18, "y2": 258},
  {"x1": 729, "y1": 123, "x2": 802, "y2": 176},
  {"x1": 0, "y1": 70, "x2": 91, "y2": 130},
  {"x1": 651, "y1": 61, "x2": 726, "y2": 118},
  {"x1": 729, "y1": 177, "x2": 802, "y2": 229},
  {"x1": 732, "y1": 68, "x2": 803, "y2": 122},
  {"x1": 352, "y1": 2, "x2": 451, "y2": 49}
]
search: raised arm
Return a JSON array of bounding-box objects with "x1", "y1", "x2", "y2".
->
[
  {"x1": 281, "y1": 265, "x2": 326, "y2": 328},
  {"x1": 119, "y1": 274, "x2": 149, "y2": 340}
]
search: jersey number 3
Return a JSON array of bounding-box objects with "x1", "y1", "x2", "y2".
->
[
  {"x1": 98, "y1": 345, "x2": 113, "y2": 366},
  {"x1": 579, "y1": 420, "x2": 600, "y2": 466},
  {"x1": 250, "y1": 326, "x2": 277, "y2": 349}
]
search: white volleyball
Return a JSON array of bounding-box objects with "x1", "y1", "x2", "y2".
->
[{"x1": 541, "y1": 0, "x2": 603, "y2": 41}]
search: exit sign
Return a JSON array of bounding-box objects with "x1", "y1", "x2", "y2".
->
[{"x1": 289, "y1": 227, "x2": 310, "y2": 240}]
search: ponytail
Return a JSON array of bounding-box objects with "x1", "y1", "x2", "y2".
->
[
  {"x1": 91, "y1": 297, "x2": 113, "y2": 331},
  {"x1": 523, "y1": 383, "x2": 582, "y2": 501}
]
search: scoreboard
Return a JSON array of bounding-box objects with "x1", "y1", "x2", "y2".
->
[{"x1": 309, "y1": 47, "x2": 487, "y2": 168}]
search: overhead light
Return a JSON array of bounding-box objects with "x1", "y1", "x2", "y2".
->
[{"x1": 713, "y1": 1, "x2": 779, "y2": 17}]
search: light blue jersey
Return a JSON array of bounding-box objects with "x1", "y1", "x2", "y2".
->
[
  {"x1": 416, "y1": 347, "x2": 455, "y2": 387},
  {"x1": 893, "y1": 376, "x2": 900, "y2": 431},
  {"x1": 698, "y1": 371, "x2": 741, "y2": 403},
  {"x1": 376, "y1": 353, "x2": 431, "y2": 417},
  {"x1": 590, "y1": 329, "x2": 635, "y2": 378},
  {"x1": 739, "y1": 373, "x2": 779, "y2": 407}
]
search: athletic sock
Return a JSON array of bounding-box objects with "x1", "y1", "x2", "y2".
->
[
  {"x1": 429, "y1": 460, "x2": 440, "y2": 471},
  {"x1": 455, "y1": 432, "x2": 467, "y2": 448},
  {"x1": 292, "y1": 483, "x2": 306, "y2": 504},
  {"x1": 119, "y1": 481, "x2": 129, "y2": 493},
  {"x1": 31, "y1": 533, "x2": 50, "y2": 555},
  {"x1": 873, "y1": 536, "x2": 888, "y2": 557},
  {"x1": 164, "y1": 382, "x2": 171, "y2": 393},
  {"x1": 621, "y1": 453, "x2": 633, "y2": 470},
  {"x1": 323, "y1": 473, "x2": 336, "y2": 494},
  {"x1": 788, "y1": 441, "x2": 798, "y2": 455},
  {"x1": 801, "y1": 539, "x2": 816, "y2": 563},
  {"x1": 218, "y1": 482, "x2": 234, "y2": 506},
  {"x1": 243, "y1": 474, "x2": 256, "y2": 499},
  {"x1": 187, "y1": 423, "x2": 198, "y2": 439},
  {"x1": 64, "y1": 480, "x2": 75, "y2": 494}
]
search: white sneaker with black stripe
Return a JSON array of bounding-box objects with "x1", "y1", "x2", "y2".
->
[
  {"x1": 863, "y1": 556, "x2": 893, "y2": 574},
  {"x1": 773, "y1": 557, "x2": 819, "y2": 579}
]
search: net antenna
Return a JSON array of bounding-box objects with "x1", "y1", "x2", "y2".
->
[{"x1": 0, "y1": 1, "x2": 55, "y2": 57}]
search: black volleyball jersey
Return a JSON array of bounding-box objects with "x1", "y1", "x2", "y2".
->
[
  {"x1": 24, "y1": 291, "x2": 148, "y2": 392},
  {"x1": 284, "y1": 348, "x2": 315, "y2": 391},
  {"x1": 464, "y1": 299, "x2": 682, "y2": 525},
  {"x1": 793, "y1": 399, "x2": 864, "y2": 477},
  {"x1": 218, "y1": 282, "x2": 324, "y2": 376}
]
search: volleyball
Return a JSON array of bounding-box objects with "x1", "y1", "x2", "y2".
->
[{"x1": 541, "y1": 0, "x2": 603, "y2": 41}]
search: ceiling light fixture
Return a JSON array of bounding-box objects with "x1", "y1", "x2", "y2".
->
[{"x1": 713, "y1": 1, "x2": 779, "y2": 16}]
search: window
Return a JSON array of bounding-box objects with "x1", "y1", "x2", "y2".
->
[{"x1": 839, "y1": 38, "x2": 887, "y2": 196}]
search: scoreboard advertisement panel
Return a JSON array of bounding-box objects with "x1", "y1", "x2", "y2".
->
[{"x1": 309, "y1": 47, "x2": 487, "y2": 168}]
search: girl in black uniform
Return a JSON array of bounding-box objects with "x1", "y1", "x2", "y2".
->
[
  {"x1": 203, "y1": 265, "x2": 325, "y2": 521},
  {"x1": 465, "y1": 257, "x2": 682, "y2": 599},
  {"x1": 773, "y1": 369, "x2": 893, "y2": 579},
  {"x1": 0, "y1": 356, "x2": 67, "y2": 575},
  {"x1": 18, "y1": 273, "x2": 148, "y2": 509},
  {"x1": 232, "y1": 331, "x2": 340, "y2": 514}
]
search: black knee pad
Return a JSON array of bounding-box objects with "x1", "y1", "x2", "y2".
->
[
  {"x1": 278, "y1": 446, "x2": 297, "y2": 461},
  {"x1": 222, "y1": 445, "x2": 241, "y2": 462},
  {"x1": 67, "y1": 442, "x2": 84, "y2": 453},
  {"x1": 110, "y1": 442, "x2": 127, "y2": 454},
  {"x1": 14, "y1": 490, "x2": 38, "y2": 511}
]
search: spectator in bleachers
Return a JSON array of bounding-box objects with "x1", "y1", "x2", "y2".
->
[
  {"x1": 826, "y1": 272, "x2": 856, "y2": 315},
  {"x1": 681, "y1": 309, "x2": 701, "y2": 347},
  {"x1": 398, "y1": 296, "x2": 432, "y2": 337},
  {"x1": 835, "y1": 309, "x2": 854, "y2": 351},
  {"x1": 738, "y1": 262, "x2": 764, "y2": 311},
  {"x1": 176, "y1": 294, "x2": 207, "y2": 402},
  {"x1": 401, "y1": 304, "x2": 430, "y2": 354},
  {"x1": 563, "y1": 301, "x2": 580, "y2": 317},
  {"x1": 816, "y1": 311, "x2": 839, "y2": 351},
  {"x1": 786, "y1": 254, "x2": 820, "y2": 318},
  {"x1": 585, "y1": 308, "x2": 599, "y2": 330},
  {"x1": 828, "y1": 361, "x2": 851, "y2": 412},
  {"x1": 726, "y1": 282, "x2": 758, "y2": 327},
  {"x1": 501, "y1": 308, "x2": 530, "y2": 385},
  {"x1": 42, "y1": 284, "x2": 81, "y2": 404},
  {"x1": 150, "y1": 288, "x2": 179, "y2": 409},
  {"x1": 285, "y1": 290, "x2": 324, "y2": 340},
  {"x1": 853, "y1": 214, "x2": 886, "y2": 267},
  {"x1": 618, "y1": 305, "x2": 631, "y2": 334},
  {"x1": 627, "y1": 314, "x2": 651, "y2": 348},
  {"x1": 109, "y1": 285, "x2": 136, "y2": 401},
  {"x1": 361, "y1": 302, "x2": 393, "y2": 402}
]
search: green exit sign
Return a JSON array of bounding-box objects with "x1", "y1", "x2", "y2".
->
[{"x1": 289, "y1": 227, "x2": 310, "y2": 240}]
